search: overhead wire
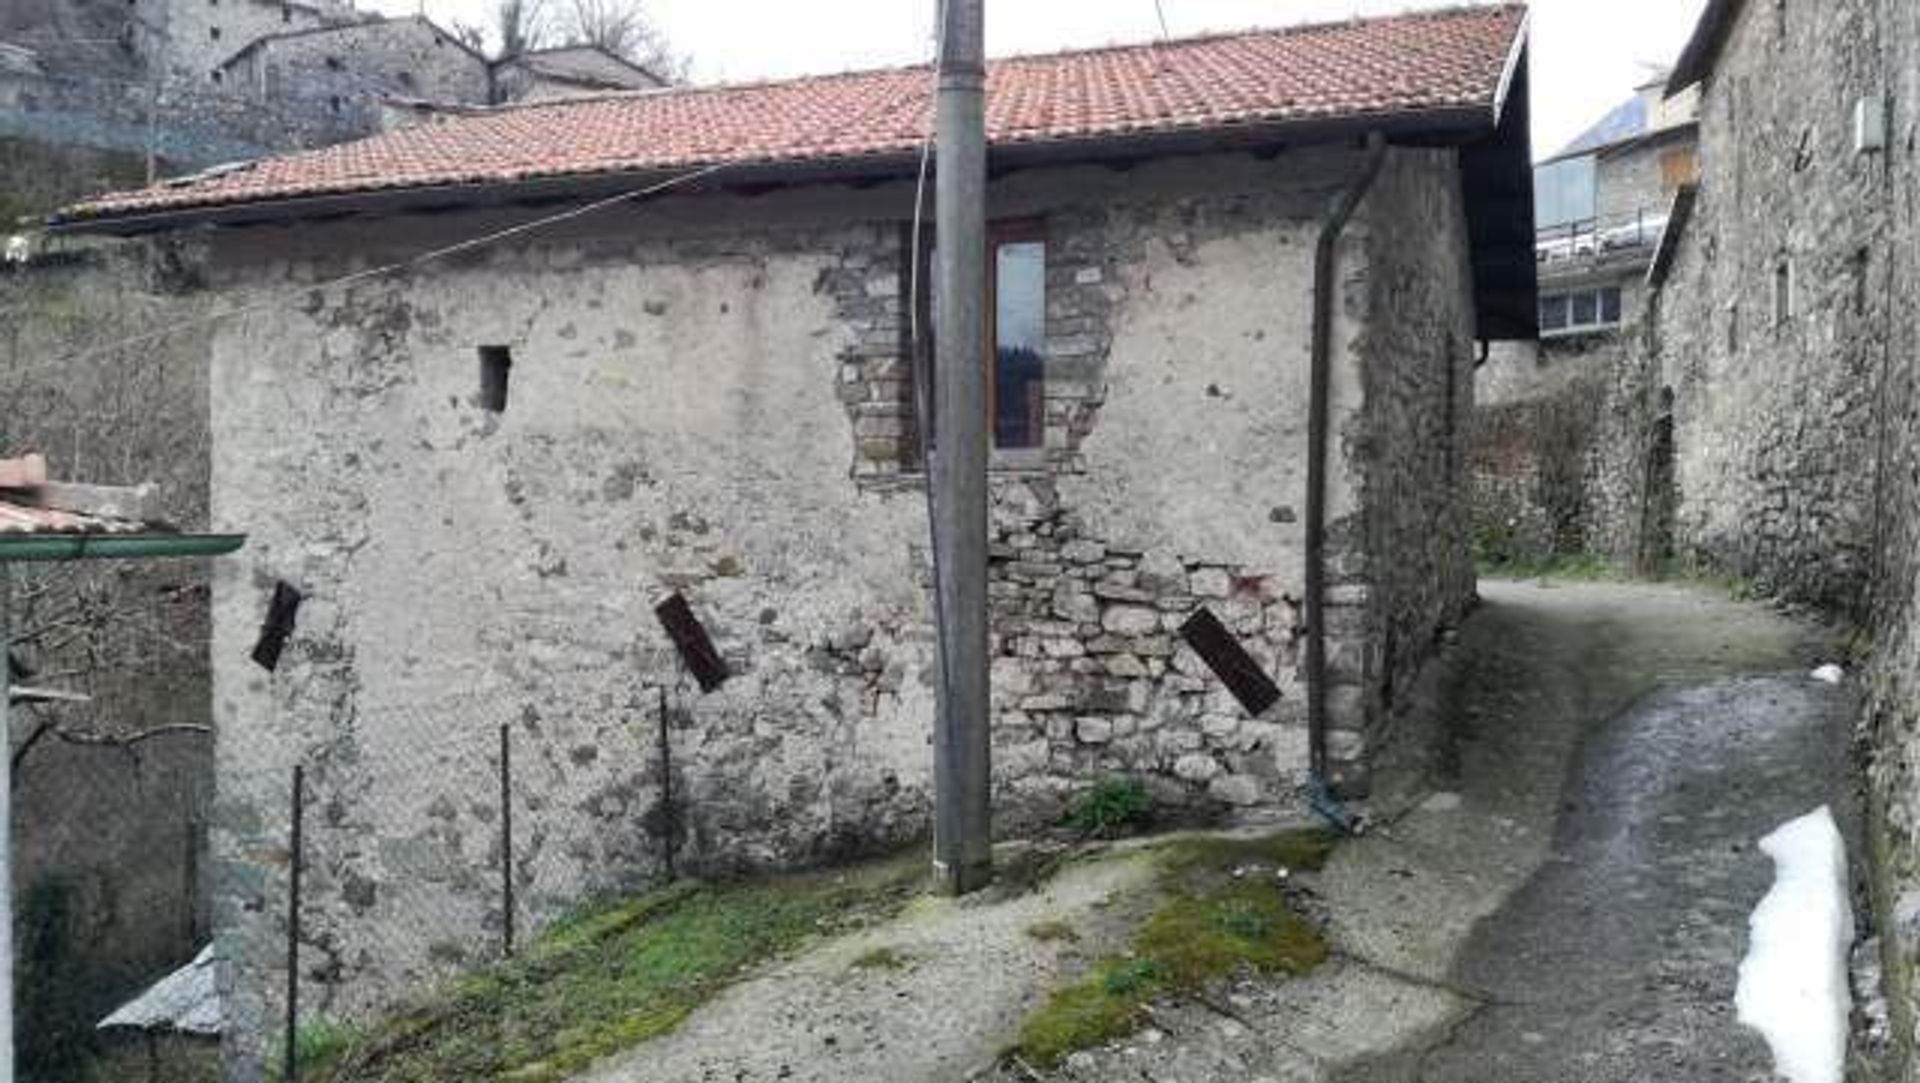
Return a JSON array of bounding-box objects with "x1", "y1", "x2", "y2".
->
[{"x1": 38, "y1": 161, "x2": 728, "y2": 368}]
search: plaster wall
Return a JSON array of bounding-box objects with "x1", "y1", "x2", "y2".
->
[{"x1": 198, "y1": 147, "x2": 1473, "y2": 1072}]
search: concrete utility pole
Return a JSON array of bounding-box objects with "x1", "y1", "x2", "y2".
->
[
  {"x1": 0, "y1": 566, "x2": 14, "y2": 1083},
  {"x1": 931, "y1": 0, "x2": 993, "y2": 896}
]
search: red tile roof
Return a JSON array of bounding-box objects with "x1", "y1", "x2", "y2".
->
[{"x1": 60, "y1": 4, "x2": 1525, "y2": 224}]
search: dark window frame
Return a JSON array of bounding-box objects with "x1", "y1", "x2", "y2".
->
[{"x1": 907, "y1": 217, "x2": 1051, "y2": 462}]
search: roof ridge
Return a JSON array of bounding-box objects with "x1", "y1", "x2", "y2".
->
[{"x1": 467, "y1": 3, "x2": 1524, "y2": 120}]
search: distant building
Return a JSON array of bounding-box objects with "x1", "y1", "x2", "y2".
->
[
  {"x1": 1467, "y1": 77, "x2": 1699, "y2": 566},
  {"x1": 492, "y1": 45, "x2": 668, "y2": 103},
  {"x1": 1480, "y1": 78, "x2": 1700, "y2": 404}
]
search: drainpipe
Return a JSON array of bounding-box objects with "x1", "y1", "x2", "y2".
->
[{"x1": 1306, "y1": 132, "x2": 1389, "y2": 813}]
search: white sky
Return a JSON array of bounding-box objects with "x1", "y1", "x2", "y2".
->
[{"x1": 359, "y1": 0, "x2": 1708, "y2": 159}]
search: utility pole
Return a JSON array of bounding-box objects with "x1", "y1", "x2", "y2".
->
[
  {"x1": 0, "y1": 566, "x2": 14, "y2": 1083},
  {"x1": 931, "y1": 0, "x2": 992, "y2": 897}
]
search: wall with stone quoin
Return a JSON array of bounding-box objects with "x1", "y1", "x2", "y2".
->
[{"x1": 195, "y1": 145, "x2": 1475, "y2": 1072}]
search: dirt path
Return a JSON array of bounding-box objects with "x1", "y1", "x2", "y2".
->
[{"x1": 574, "y1": 579, "x2": 1853, "y2": 1083}]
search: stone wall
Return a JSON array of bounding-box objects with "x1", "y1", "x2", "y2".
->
[
  {"x1": 1861, "y1": 0, "x2": 1920, "y2": 1069},
  {"x1": 153, "y1": 0, "x2": 352, "y2": 86},
  {"x1": 194, "y1": 147, "x2": 1474, "y2": 1075},
  {"x1": 1631, "y1": 0, "x2": 1920, "y2": 1070},
  {"x1": 225, "y1": 16, "x2": 489, "y2": 129},
  {"x1": 1338, "y1": 148, "x2": 1478, "y2": 782},
  {"x1": 1651, "y1": 0, "x2": 1890, "y2": 615},
  {"x1": 0, "y1": 63, "x2": 364, "y2": 177}
]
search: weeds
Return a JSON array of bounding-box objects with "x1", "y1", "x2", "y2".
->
[{"x1": 1064, "y1": 777, "x2": 1153, "y2": 839}]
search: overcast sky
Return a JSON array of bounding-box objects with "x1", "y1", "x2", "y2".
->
[{"x1": 359, "y1": 0, "x2": 1708, "y2": 158}]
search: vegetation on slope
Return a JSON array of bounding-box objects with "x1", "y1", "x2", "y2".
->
[
  {"x1": 1010, "y1": 829, "x2": 1337, "y2": 1069},
  {"x1": 300, "y1": 857, "x2": 923, "y2": 1083}
]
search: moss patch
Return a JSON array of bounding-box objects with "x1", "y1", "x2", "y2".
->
[
  {"x1": 1025, "y1": 919, "x2": 1081, "y2": 945},
  {"x1": 849, "y1": 947, "x2": 909, "y2": 971},
  {"x1": 1012, "y1": 830, "x2": 1334, "y2": 1069},
  {"x1": 304, "y1": 856, "x2": 923, "y2": 1082}
]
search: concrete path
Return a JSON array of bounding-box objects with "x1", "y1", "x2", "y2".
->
[
  {"x1": 574, "y1": 580, "x2": 1857, "y2": 1083},
  {"x1": 1336, "y1": 580, "x2": 1856, "y2": 1083}
]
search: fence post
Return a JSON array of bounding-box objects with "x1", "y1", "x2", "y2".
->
[
  {"x1": 285, "y1": 764, "x2": 303, "y2": 1083},
  {"x1": 658, "y1": 684, "x2": 676, "y2": 881},
  {"x1": 500, "y1": 723, "x2": 515, "y2": 958}
]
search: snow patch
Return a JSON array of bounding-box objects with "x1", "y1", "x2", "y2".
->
[
  {"x1": 1811, "y1": 664, "x2": 1846, "y2": 685},
  {"x1": 1735, "y1": 806, "x2": 1853, "y2": 1083}
]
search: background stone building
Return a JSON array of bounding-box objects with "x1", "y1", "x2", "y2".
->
[
  {"x1": 1469, "y1": 77, "x2": 1699, "y2": 566},
  {"x1": 53, "y1": 7, "x2": 1534, "y2": 1073}
]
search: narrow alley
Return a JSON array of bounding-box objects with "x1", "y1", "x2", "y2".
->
[{"x1": 1020, "y1": 578, "x2": 1852, "y2": 1083}]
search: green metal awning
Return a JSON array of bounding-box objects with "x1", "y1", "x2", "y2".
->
[{"x1": 0, "y1": 533, "x2": 247, "y2": 563}]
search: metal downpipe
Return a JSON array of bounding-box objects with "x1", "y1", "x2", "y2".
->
[{"x1": 1306, "y1": 132, "x2": 1389, "y2": 810}]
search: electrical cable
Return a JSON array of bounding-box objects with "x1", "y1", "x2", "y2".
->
[
  {"x1": 910, "y1": 0, "x2": 958, "y2": 816},
  {"x1": 37, "y1": 161, "x2": 727, "y2": 368}
]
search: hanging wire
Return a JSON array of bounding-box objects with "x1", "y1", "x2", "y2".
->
[
  {"x1": 910, "y1": 0, "x2": 959, "y2": 774},
  {"x1": 38, "y1": 162, "x2": 728, "y2": 368}
]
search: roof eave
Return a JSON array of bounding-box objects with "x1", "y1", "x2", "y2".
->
[
  {"x1": 1667, "y1": 0, "x2": 1743, "y2": 96},
  {"x1": 48, "y1": 103, "x2": 1501, "y2": 238}
]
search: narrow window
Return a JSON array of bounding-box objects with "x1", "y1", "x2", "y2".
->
[
  {"x1": 478, "y1": 346, "x2": 513, "y2": 412},
  {"x1": 210, "y1": 69, "x2": 223, "y2": 83},
  {"x1": 992, "y1": 225, "x2": 1047, "y2": 451},
  {"x1": 209, "y1": 25, "x2": 221, "y2": 39},
  {"x1": 909, "y1": 220, "x2": 1050, "y2": 455},
  {"x1": 1773, "y1": 260, "x2": 1794, "y2": 325},
  {"x1": 282, "y1": 4, "x2": 292, "y2": 20},
  {"x1": 1727, "y1": 302, "x2": 1742, "y2": 354},
  {"x1": 1600, "y1": 287, "x2": 1623, "y2": 325},
  {"x1": 328, "y1": 95, "x2": 341, "y2": 113},
  {"x1": 1570, "y1": 290, "x2": 1599, "y2": 327},
  {"x1": 1539, "y1": 294, "x2": 1569, "y2": 333},
  {"x1": 326, "y1": 56, "x2": 343, "y2": 70}
]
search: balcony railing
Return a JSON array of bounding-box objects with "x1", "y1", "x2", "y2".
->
[{"x1": 1536, "y1": 208, "x2": 1669, "y2": 266}]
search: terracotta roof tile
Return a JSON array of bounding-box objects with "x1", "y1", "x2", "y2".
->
[{"x1": 60, "y1": 4, "x2": 1525, "y2": 222}]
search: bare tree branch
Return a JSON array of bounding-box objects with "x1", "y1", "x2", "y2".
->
[
  {"x1": 556, "y1": 0, "x2": 686, "y2": 78},
  {"x1": 497, "y1": 0, "x2": 552, "y2": 58}
]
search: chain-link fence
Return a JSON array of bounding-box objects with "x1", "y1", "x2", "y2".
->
[{"x1": 218, "y1": 685, "x2": 682, "y2": 1081}]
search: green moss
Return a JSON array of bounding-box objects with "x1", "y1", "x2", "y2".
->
[
  {"x1": 1156, "y1": 828, "x2": 1339, "y2": 878},
  {"x1": 305, "y1": 856, "x2": 923, "y2": 1082},
  {"x1": 1012, "y1": 830, "x2": 1334, "y2": 1069},
  {"x1": 1025, "y1": 919, "x2": 1081, "y2": 944},
  {"x1": 849, "y1": 947, "x2": 909, "y2": 971}
]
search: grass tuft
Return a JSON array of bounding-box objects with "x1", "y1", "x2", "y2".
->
[
  {"x1": 1064, "y1": 777, "x2": 1154, "y2": 839},
  {"x1": 849, "y1": 946, "x2": 909, "y2": 971}
]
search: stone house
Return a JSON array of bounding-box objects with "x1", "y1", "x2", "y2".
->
[
  {"x1": 51, "y1": 5, "x2": 1535, "y2": 1071},
  {"x1": 491, "y1": 44, "x2": 669, "y2": 103},
  {"x1": 1598, "y1": 0, "x2": 1920, "y2": 1067}
]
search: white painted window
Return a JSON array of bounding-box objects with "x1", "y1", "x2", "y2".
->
[{"x1": 1538, "y1": 286, "x2": 1623, "y2": 336}]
